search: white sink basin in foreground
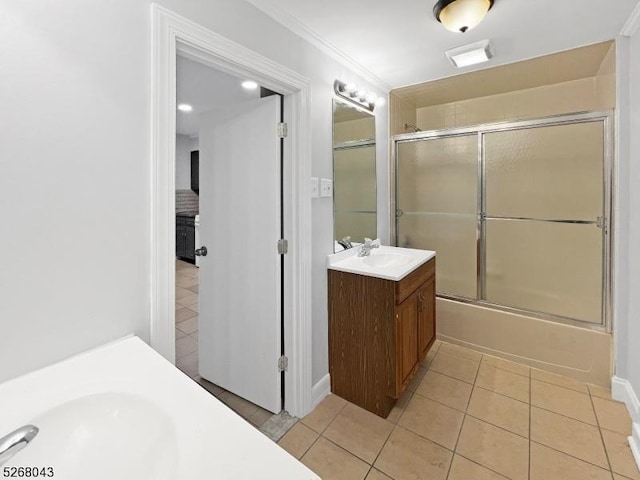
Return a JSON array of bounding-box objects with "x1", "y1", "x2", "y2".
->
[
  {"x1": 328, "y1": 244, "x2": 435, "y2": 281},
  {"x1": 8, "y1": 393, "x2": 178, "y2": 480},
  {"x1": 0, "y1": 337, "x2": 319, "y2": 480}
]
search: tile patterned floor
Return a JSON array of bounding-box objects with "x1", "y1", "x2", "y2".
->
[
  {"x1": 279, "y1": 341, "x2": 640, "y2": 480},
  {"x1": 175, "y1": 259, "x2": 275, "y2": 430},
  {"x1": 177, "y1": 258, "x2": 639, "y2": 480}
]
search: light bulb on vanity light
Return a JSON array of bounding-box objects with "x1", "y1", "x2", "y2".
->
[
  {"x1": 333, "y1": 79, "x2": 378, "y2": 112},
  {"x1": 365, "y1": 92, "x2": 378, "y2": 103}
]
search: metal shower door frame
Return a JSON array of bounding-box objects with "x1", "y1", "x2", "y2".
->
[{"x1": 391, "y1": 110, "x2": 614, "y2": 332}]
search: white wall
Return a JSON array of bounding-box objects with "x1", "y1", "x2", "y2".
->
[
  {"x1": 612, "y1": 33, "x2": 640, "y2": 480},
  {"x1": 0, "y1": 0, "x2": 150, "y2": 382},
  {"x1": 614, "y1": 26, "x2": 640, "y2": 467},
  {"x1": 0, "y1": 0, "x2": 388, "y2": 387},
  {"x1": 615, "y1": 37, "x2": 631, "y2": 384},
  {"x1": 622, "y1": 28, "x2": 640, "y2": 407},
  {"x1": 176, "y1": 134, "x2": 192, "y2": 190}
]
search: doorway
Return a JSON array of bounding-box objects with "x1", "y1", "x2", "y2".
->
[
  {"x1": 151, "y1": 5, "x2": 313, "y2": 419},
  {"x1": 174, "y1": 56, "x2": 284, "y2": 424}
]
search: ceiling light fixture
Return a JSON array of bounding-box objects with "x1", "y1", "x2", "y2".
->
[
  {"x1": 177, "y1": 104, "x2": 193, "y2": 112},
  {"x1": 445, "y1": 39, "x2": 493, "y2": 67},
  {"x1": 241, "y1": 80, "x2": 259, "y2": 90},
  {"x1": 434, "y1": 0, "x2": 494, "y2": 33},
  {"x1": 334, "y1": 80, "x2": 382, "y2": 112}
]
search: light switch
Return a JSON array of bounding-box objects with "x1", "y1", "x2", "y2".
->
[
  {"x1": 311, "y1": 177, "x2": 319, "y2": 198},
  {"x1": 320, "y1": 178, "x2": 333, "y2": 198}
]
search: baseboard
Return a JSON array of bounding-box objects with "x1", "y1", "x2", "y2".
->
[
  {"x1": 612, "y1": 376, "x2": 640, "y2": 423},
  {"x1": 311, "y1": 374, "x2": 330, "y2": 411},
  {"x1": 630, "y1": 422, "x2": 640, "y2": 472},
  {"x1": 611, "y1": 376, "x2": 640, "y2": 472}
]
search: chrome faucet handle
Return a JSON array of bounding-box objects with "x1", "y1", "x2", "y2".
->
[
  {"x1": 358, "y1": 238, "x2": 379, "y2": 257},
  {"x1": 363, "y1": 238, "x2": 380, "y2": 248},
  {"x1": 340, "y1": 236, "x2": 353, "y2": 249},
  {"x1": 0, "y1": 425, "x2": 39, "y2": 467}
]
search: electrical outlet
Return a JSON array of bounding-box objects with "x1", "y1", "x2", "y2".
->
[
  {"x1": 310, "y1": 177, "x2": 319, "y2": 198},
  {"x1": 320, "y1": 178, "x2": 333, "y2": 198}
]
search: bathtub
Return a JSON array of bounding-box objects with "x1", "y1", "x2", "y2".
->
[{"x1": 0, "y1": 336, "x2": 319, "y2": 480}]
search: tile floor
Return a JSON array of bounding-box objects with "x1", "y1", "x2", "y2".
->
[
  {"x1": 175, "y1": 259, "x2": 274, "y2": 429},
  {"x1": 177, "y1": 257, "x2": 639, "y2": 479},
  {"x1": 279, "y1": 341, "x2": 640, "y2": 480}
]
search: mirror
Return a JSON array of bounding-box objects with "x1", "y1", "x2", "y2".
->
[{"x1": 332, "y1": 99, "x2": 377, "y2": 252}]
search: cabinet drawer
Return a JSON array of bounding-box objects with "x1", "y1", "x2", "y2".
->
[{"x1": 396, "y1": 257, "x2": 435, "y2": 305}]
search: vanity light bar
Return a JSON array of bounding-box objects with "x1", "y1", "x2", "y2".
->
[{"x1": 334, "y1": 80, "x2": 384, "y2": 112}]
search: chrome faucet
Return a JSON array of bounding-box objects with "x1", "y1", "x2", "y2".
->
[
  {"x1": 337, "y1": 236, "x2": 353, "y2": 250},
  {"x1": 357, "y1": 238, "x2": 380, "y2": 257},
  {"x1": 0, "y1": 425, "x2": 39, "y2": 467}
]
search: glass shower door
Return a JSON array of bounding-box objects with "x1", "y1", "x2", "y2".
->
[
  {"x1": 483, "y1": 121, "x2": 605, "y2": 324},
  {"x1": 396, "y1": 135, "x2": 479, "y2": 299}
]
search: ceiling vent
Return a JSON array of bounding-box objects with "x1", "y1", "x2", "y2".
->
[{"x1": 445, "y1": 39, "x2": 494, "y2": 68}]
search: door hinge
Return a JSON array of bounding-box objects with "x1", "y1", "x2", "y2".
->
[
  {"x1": 596, "y1": 216, "x2": 607, "y2": 231},
  {"x1": 278, "y1": 238, "x2": 288, "y2": 255},
  {"x1": 277, "y1": 122, "x2": 288, "y2": 138},
  {"x1": 278, "y1": 355, "x2": 288, "y2": 372}
]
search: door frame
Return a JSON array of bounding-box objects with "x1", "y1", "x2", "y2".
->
[{"x1": 150, "y1": 4, "x2": 313, "y2": 417}]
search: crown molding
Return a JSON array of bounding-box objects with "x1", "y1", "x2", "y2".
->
[
  {"x1": 245, "y1": 0, "x2": 391, "y2": 92},
  {"x1": 621, "y1": 1, "x2": 640, "y2": 37}
]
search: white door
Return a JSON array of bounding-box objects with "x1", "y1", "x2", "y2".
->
[{"x1": 198, "y1": 96, "x2": 282, "y2": 413}]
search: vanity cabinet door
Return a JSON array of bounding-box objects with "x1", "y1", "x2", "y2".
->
[
  {"x1": 396, "y1": 293, "x2": 419, "y2": 396},
  {"x1": 418, "y1": 276, "x2": 436, "y2": 361}
]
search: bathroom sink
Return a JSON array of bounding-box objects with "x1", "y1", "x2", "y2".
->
[
  {"x1": 0, "y1": 337, "x2": 320, "y2": 480},
  {"x1": 361, "y1": 252, "x2": 413, "y2": 268},
  {"x1": 327, "y1": 244, "x2": 436, "y2": 281},
  {"x1": 7, "y1": 393, "x2": 178, "y2": 480}
]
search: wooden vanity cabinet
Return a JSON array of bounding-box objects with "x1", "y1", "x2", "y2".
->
[
  {"x1": 328, "y1": 257, "x2": 436, "y2": 418},
  {"x1": 396, "y1": 292, "x2": 420, "y2": 394}
]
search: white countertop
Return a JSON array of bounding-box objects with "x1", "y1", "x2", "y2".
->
[
  {"x1": 0, "y1": 336, "x2": 319, "y2": 480},
  {"x1": 327, "y1": 244, "x2": 435, "y2": 281}
]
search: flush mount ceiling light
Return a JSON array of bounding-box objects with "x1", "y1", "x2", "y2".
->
[
  {"x1": 434, "y1": 0, "x2": 494, "y2": 33},
  {"x1": 177, "y1": 103, "x2": 193, "y2": 112},
  {"x1": 241, "y1": 80, "x2": 258, "y2": 90},
  {"x1": 445, "y1": 39, "x2": 493, "y2": 67}
]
